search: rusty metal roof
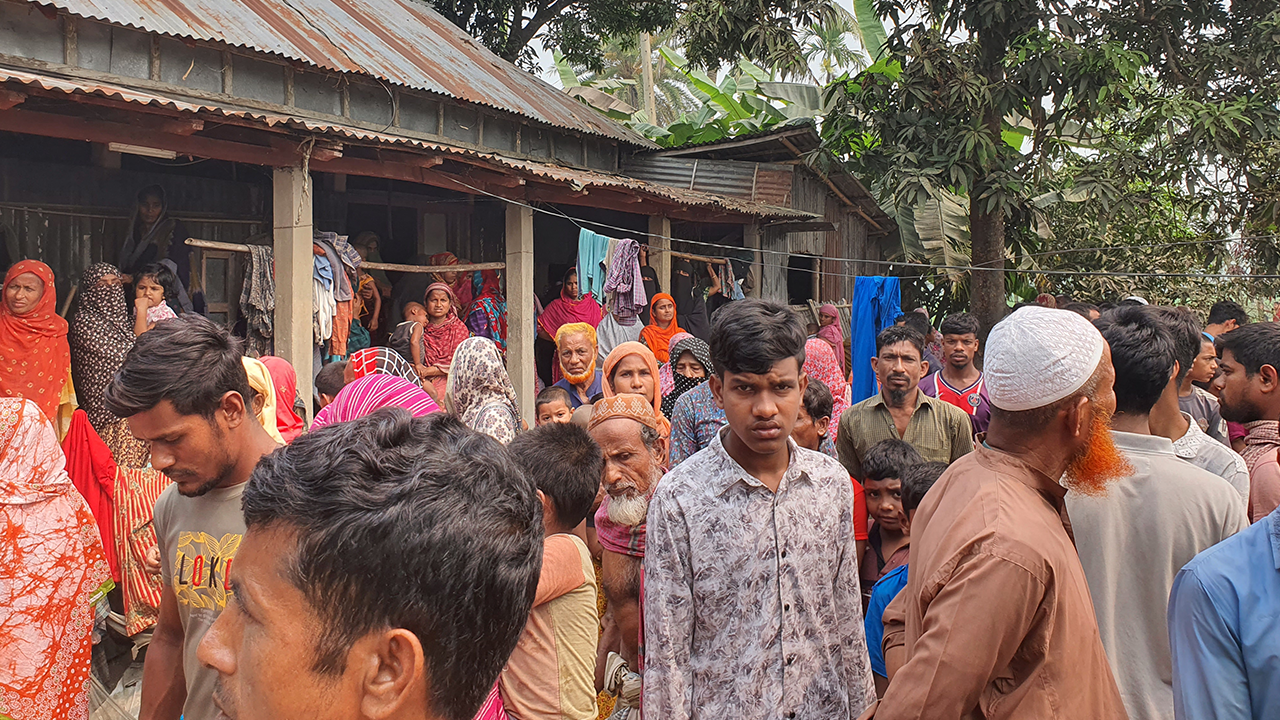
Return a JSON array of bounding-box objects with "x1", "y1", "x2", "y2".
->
[
  {"x1": 0, "y1": 66, "x2": 811, "y2": 220},
  {"x1": 30, "y1": 0, "x2": 653, "y2": 146}
]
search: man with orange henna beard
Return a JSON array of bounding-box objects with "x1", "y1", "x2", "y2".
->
[{"x1": 866, "y1": 306, "x2": 1130, "y2": 720}]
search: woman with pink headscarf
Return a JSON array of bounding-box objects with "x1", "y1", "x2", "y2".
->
[{"x1": 816, "y1": 304, "x2": 848, "y2": 377}]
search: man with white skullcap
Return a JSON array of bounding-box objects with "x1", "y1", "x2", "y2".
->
[{"x1": 869, "y1": 306, "x2": 1128, "y2": 720}]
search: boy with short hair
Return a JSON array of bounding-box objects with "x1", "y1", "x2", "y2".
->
[
  {"x1": 504, "y1": 423, "x2": 604, "y2": 720},
  {"x1": 536, "y1": 386, "x2": 575, "y2": 426},
  {"x1": 865, "y1": 460, "x2": 947, "y2": 693},
  {"x1": 390, "y1": 301, "x2": 430, "y2": 376},
  {"x1": 314, "y1": 360, "x2": 348, "y2": 410},
  {"x1": 793, "y1": 378, "x2": 868, "y2": 561},
  {"x1": 645, "y1": 299, "x2": 876, "y2": 720},
  {"x1": 859, "y1": 439, "x2": 924, "y2": 603}
]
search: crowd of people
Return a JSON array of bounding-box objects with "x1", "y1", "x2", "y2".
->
[{"x1": 3, "y1": 230, "x2": 1280, "y2": 720}]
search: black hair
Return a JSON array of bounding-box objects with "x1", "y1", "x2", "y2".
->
[
  {"x1": 901, "y1": 461, "x2": 947, "y2": 512},
  {"x1": 136, "y1": 262, "x2": 179, "y2": 301},
  {"x1": 875, "y1": 325, "x2": 925, "y2": 357},
  {"x1": 536, "y1": 385, "x2": 573, "y2": 410},
  {"x1": 1063, "y1": 302, "x2": 1098, "y2": 319},
  {"x1": 709, "y1": 299, "x2": 806, "y2": 377},
  {"x1": 938, "y1": 312, "x2": 980, "y2": 337},
  {"x1": 1150, "y1": 306, "x2": 1202, "y2": 386},
  {"x1": 315, "y1": 361, "x2": 348, "y2": 398},
  {"x1": 1208, "y1": 300, "x2": 1249, "y2": 328},
  {"x1": 243, "y1": 410, "x2": 542, "y2": 720},
  {"x1": 1093, "y1": 306, "x2": 1175, "y2": 415},
  {"x1": 802, "y1": 377, "x2": 834, "y2": 422},
  {"x1": 862, "y1": 438, "x2": 924, "y2": 482},
  {"x1": 104, "y1": 314, "x2": 255, "y2": 419},
  {"x1": 1097, "y1": 301, "x2": 1117, "y2": 312},
  {"x1": 900, "y1": 312, "x2": 933, "y2": 338},
  {"x1": 508, "y1": 422, "x2": 602, "y2": 528},
  {"x1": 1117, "y1": 298, "x2": 1146, "y2": 307},
  {"x1": 1215, "y1": 323, "x2": 1280, "y2": 377}
]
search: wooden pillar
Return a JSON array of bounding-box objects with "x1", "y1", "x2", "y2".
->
[
  {"x1": 743, "y1": 222, "x2": 762, "y2": 298},
  {"x1": 506, "y1": 203, "x2": 536, "y2": 424},
  {"x1": 648, "y1": 215, "x2": 671, "y2": 294},
  {"x1": 761, "y1": 225, "x2": 788, "y2": 303},
  {"x1": 273, "y1": 166, "x2": 314, "y2": 417}
]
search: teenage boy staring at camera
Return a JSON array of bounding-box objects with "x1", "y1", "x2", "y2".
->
[{"x1": 644, "y1": 299, "x2": 876, "y2": 720}]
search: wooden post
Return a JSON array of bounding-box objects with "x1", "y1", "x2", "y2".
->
[
  {"x1": 273, "y1": 166, "x2": 314, "y2": 418},
  {"x1": 743, "y1": 222, "x2": 762, "y2": 298},
  {"x1": 649, "y1": 215, "x2": 671, "y2": 295},
  {"x1": 761, "y1": 226, "x2": 789, "y2": 303},
  {"x1": 506, "y1": 203, "x2": 536, "y2": 424}
]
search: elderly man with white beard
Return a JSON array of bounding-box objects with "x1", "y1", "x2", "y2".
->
[{"x1": 588, "y1": 393, "x2": 668, "y2": 720}]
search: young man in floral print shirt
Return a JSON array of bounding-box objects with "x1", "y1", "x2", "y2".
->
[{"x1": 643, "y1": 299, "x2": 876, "y2": 720}]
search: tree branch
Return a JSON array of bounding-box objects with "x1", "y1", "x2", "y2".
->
[{"x1": 503, "y1": 0, "x2": 578, "y2": 59}]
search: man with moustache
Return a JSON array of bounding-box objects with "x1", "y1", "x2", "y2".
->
[
  {"x1": 838, "y1": 325, "x2": 973, "y2": 480},
  {"x1": 645, "y1": 300, "x2": 876, "y2": 720},
  {"x1": 1211, "y1": 323, "x2": 1280, "y2": 520},
  {"x1": 554, "y1": 323, "x2": 605, "y2": 408},
  {"x1": 588, "y1": 394, "x2": 668, "y2": 719},
  {"x1": 103, "y1": 315, "x2": 280, "y2": 720},
  {"x1": 871, "y1": 306, "x2": 1129, "y2": 720}
]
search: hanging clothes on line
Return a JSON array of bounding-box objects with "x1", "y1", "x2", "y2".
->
[
  {"x1": 850, "y1": 276, "x2": 902, "y2": 404},
  {"x1": 240, "y1": 244, "x2": 274, "y2": 357},
  {"x1": 315, "y1": 234, "x2": 353, "y2": 357},
  {"x1": 576, "y1": 228, "x2": 611, "y2": 299},
  {"x1": 313, "y1": 245, "x2": 336, "y2": 347},
  {"x1": 603, "y1": 237, "x2": 648, "y2": 320}
]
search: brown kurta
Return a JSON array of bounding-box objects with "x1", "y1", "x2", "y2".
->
[{"x1": 877, "y1": 443, "x2": 1125, "y2": 720}]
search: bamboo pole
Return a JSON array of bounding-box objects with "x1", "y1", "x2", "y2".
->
[{"x1": 185, "y1": 238, "x2": 505, "y2": 273}]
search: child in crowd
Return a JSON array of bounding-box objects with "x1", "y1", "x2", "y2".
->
[
  {"x1": 792, "y1": 378, "x2": 868, "y2": 561},
  {"x1": 504, "y1": 423, "x2": 603, "y2": 720},
  {"x1": 864, "y1": 460, "x2": 947, "y2": 694},
  {"x1": 859, "y1": 439, "x2": 923, "y2": 605},
  {"x1": 390, "y1": 302, "x2": 430, "y2": 376},
  {"x1": 132, "y1": 262, "x2": 179, "y2": 335},
  {"x1": 314, "y1": 360, "x2": 348, "y2": 410},
  {"x1": 536, "y1": 386, "x2": 575, "y2": 426}
]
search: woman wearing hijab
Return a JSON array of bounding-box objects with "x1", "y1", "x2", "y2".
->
[
  {"x1": 421, "y1": 283, "x2": 472, "y2": 396},
  {"x1": 804, "y1": 338, "x2": 851, "y2": 448},
  {"x1": 657, "y1": 331, "x2": 694, "y2": 397},
  {"x1": 816, "y1": 304, "x2": 849, "y2": 377},
  {"x1": 241, "y1": 357, "x2": 287, "y2": 445},
  {"x1": 601, "y1": 341, "x2": 670, "y2": 436},
  {"x1": 538, "y1": 267, "x2": 603, "y2": 341},
  {"x1": 1, "y1": 260, "x2": 73, "y2": 428},
  {"x1": 669, "y1": 259, "x2": 717, "y2": 341},
  {"x1": 429, "y1": 251, "x2": 475, "y2": 309},
  {"x1": 0, "y1": 397, "x2": 111, "y2": 720},
  {"x1": 465, "y1": 270, "x2": 508, "y2": 353},
  {"x1": 446, "y1": 337, "x2": 521, "y2": 444},
  {"x1": 260, "y1": 356, "x2": 306, "y2": 443},
  {"x1": 661, "y1": 335, "x2": 712, "y2": 417},
  {"x1": 118, "y1": 185, "x2": 191, "y2": 290},
  {"x1": 69, "y1": 263, "x2": 150, "y2": 467},
  {"x1": 639, "y1": 293, "x2": 685, "y2": 364},
  {"x1": 311, "y1": 373, "x2": 440, "y2": 430}
]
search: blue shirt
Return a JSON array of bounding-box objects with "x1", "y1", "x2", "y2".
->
[
  {"x1": 1168, "y1": 507, "x2": 1280, "y2": 720},
  {"x1": 864, "y1": 563, "x2": 909, "y2": 678},
  {"x1": 553, "y1": 370, "x2": 603, "y2": 409}
]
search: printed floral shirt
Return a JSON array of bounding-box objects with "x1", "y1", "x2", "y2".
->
[{"x1": 643, "y1": 428, "x2": 877, "y2": 720}]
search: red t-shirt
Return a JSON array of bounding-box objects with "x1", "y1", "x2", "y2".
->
[{"x1": 851, "y1": 478, "x2": 868, "y2": 541}]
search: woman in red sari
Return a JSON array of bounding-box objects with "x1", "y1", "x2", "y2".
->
[
  {"x1": 0, "y1": 261, "x2": 71, "y2": 425},
  {"x1": 420, "y1": 282, "x2": 472, "y2": 396},
  {"x1": 0, "y1": 397, "x2": 111, "y2": 720},
  {"x1": 537, "y1": 268, "x2": 602, "y2": 383}
]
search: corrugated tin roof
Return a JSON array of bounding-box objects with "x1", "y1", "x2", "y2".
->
[
  {"x1": 0, "y1": 66, "x2": 810, "y2": 220},
  {"x1": 29, "y1": 0, "x2": 654, "y2": 147}
]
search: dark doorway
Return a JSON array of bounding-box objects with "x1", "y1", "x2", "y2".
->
[{"x1": 787, "y1": 254, "x2": 817, "y2": 304}]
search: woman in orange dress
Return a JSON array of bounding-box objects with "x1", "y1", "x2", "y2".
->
[{"x1": 0, "y1": 397, "x2": 111, "y2": 720}]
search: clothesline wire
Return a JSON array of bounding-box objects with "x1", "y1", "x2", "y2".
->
[{"x1": 438, "y1": 176, "x2": 1280, "y2": 281}]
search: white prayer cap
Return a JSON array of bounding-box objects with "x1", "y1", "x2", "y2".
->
[{"x1": 985, "y1": 306, "x2": 1106, "y2": 412}]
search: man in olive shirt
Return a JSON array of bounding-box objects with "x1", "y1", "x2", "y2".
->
[{"x1": 838, "y1": 325, "x2": 973, "y2": 480}]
